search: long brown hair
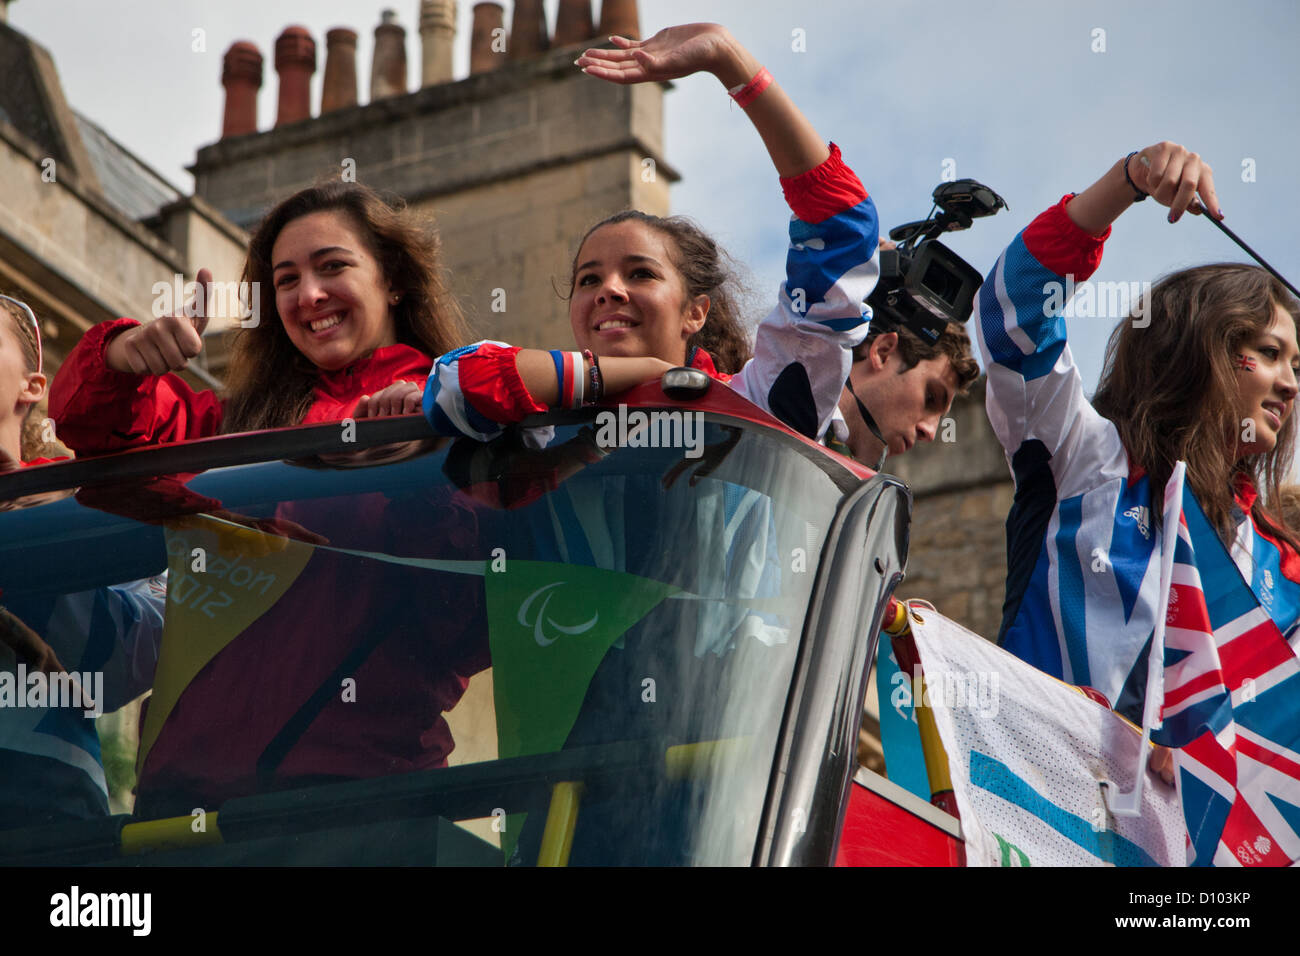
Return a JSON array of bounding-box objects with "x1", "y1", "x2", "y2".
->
[
  {"x1": 567, "y1": 211, "x2": 753, "y2": 375},
  {"x1": 1092, "y1": 264, "x2": 1300, "y2": 549},
  {"x1": 222, "y1": 182, "x2": 471, "y2": 433}
]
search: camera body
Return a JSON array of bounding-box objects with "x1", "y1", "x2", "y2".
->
[{"x1": 866, "y1": 179, "x2": 1007, "y2": 344}]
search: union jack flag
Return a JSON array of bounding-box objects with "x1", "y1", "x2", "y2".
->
[
  {"x1": 1153, "y1": 478, "x2": 1300, "y2": 866},
  {"x1": 1235, "y1": 353, "x2": 1258, "y2": 371}
]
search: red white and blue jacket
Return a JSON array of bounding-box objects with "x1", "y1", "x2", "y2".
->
[
  {"x1": 423, "y1": 144, "x2": 879, "y2": 443},
  {"x1": 975, "y1": 196, "x2": 1300, "y2": 717}
]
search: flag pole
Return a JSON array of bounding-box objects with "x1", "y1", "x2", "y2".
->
[
  {"x1": 1102, "y1": 462, "x2": 1185, "y2": 817},
  {"x1": 1192, "y1": 201, "x2": 1300, "y2": 299},
  {"x1": 884, "y1": 599, "x2": 961, "y2": 819}
]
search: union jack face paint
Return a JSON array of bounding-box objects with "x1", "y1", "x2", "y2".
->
[{"x1": 1235, "y1": 353, "x2": 1258, "y2": 372}]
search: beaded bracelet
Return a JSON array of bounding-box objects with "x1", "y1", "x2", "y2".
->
[
  {"x1": 728, "y1": 66, "x2": 773, "y2": 109},
  {"x1": 582, "y1": 348, "x2": 604, "y2": 404}
]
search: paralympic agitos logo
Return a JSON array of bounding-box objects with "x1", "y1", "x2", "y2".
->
[{"x1": 518, "y1": 582, "x2": 599, "y2": 647}]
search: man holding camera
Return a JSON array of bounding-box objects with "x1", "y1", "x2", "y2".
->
[{"x1": 828, "y1": 239, "x2": 981, "y2": 465}]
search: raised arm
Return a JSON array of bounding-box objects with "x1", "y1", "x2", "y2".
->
[
  {"x1": 577, "y1": 24, "x2": 828, "y2": 177},
  {"x1": 50, "y1": 270, "x2": 222, "y2": 455},
  {"x1": 581, "y1": 24, "x2": 878, "y2": 441},
  {"x1": 974, "y1": 141, "x2": 1222, "y2": 488},
  {"x1": 1067, "y1": 141, "x2": 1222, "y2": 235}
]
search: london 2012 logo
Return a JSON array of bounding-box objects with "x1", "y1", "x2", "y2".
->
[{"x1": 518, "y1": 582, "x2": 599, "y2": 647}]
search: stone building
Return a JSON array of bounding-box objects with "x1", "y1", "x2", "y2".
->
[
  {"x1": 194, "y1": 0, "x2": 671, "y2": 349},
  {"x1": 0, "y1": 18, "x2": 248, "y2": 457}
]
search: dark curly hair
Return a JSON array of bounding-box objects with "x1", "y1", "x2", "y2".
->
[
  {"x1": 567, "y1": 211, "x2": 753, "y2": 375},
  {"x1": 855, "y1": 322, "x2": 980, "y2": 394}
]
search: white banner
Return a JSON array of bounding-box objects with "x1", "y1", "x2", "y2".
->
[{"x1": 907, "y1": 605, "x2": 1187, "y2": 867}]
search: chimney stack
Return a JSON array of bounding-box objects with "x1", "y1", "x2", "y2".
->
[
  {"x1": 508, "y1": 0, "x2": 549, "y2": 60},
  {"x1": 274, "y1": 26, "x2": 316, "y2": 127},
  {"x1": 554, "y1": 0, "x2": 595, "y2": 46},
  {"x1": 470, "y1": 3, "x2": 505, "y2": 75},
  {"x1": 598, "y1": 0, "x2": 640, "y2": 41},
  {"x1": 221, "y1": 41, "x2": 263, "y2": 138},
  {"x1": 419, "y1": 0, "x2": 456, "y2": 87},
  {"x1": 370, "y1": 10, "x2": 409, "y2": 101},
  {"x1": 321, "y1": 28, "x2": 358, "y2": 113}
]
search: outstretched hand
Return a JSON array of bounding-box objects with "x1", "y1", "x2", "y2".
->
[{"x1": 577, "y1": 23, "x2": 736, "y2": 84}]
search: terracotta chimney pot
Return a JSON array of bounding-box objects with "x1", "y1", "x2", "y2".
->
[
  {"x1": 470, "y1": 3, "x2": 506, "y2": 75},
  {"x1": 370, "y1": 9, "x2": 409, "y2": 100},
  {"x1": 274, "y1": 25, "x2": 316, "y2": 127},
  {"x1": 597, "y1": 0, "x2": 639, "y2": 41},
  {"x1": 221, "y1": 41, "x2": 263, "y2": 138},
  {"x1": 509, "y1": 0, "x2": 549, "y2": 60},
  {"x1": 554, "y1": 0, "x2": 595, "y2": 46},
  {"x1": 321, "y1": 28, "x2": 358, "y2": 113},
  {"x1": 419, "y1": 0, "x2": 457, "y2": 87}
]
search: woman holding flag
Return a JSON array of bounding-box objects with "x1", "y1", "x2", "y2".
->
[
  {"x1": 975, "y1": 141, "x2": 1300, "y2": 714},
  {"x1": 975, "y1": 142, "x2": 1300, "y2": 864}
]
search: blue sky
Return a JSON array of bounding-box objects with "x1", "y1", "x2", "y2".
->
[{"x1": 12, "y1": 0, "x2": 1300, "y2": 393}]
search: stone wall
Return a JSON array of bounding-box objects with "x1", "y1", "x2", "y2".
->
[
  {"x1": 883, "y1": 376, "x2": 1014, "y2": 643},
  {"x1": 415, "y1": 150, "x2": 668, "y2": 344},
  {"x1": 857, "y1": 377, "x2": 1015, "y2": 773},
  {"x1": 0, "y1": 120, "x2": 246, "y2": 410}
]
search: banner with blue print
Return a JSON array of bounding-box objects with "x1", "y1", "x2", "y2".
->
[{"x1": 906, "y1": 604, "x2": 1186, "y2": 867}]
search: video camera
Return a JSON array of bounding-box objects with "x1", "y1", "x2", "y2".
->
[{"x1": 867, "y1": 179, "x2": 1008, "y2": 345}]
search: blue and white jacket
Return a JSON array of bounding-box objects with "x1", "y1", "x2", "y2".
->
[
  {"x1": 975, "y1": 196, "x2": 1300, "y2": 716},
  {"x1": 1, "y1": 576, "x2": 165, "y2": 827}
]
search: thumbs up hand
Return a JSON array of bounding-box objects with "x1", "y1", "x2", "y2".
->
[{"x1": 105, "y1": 268, "x2": 214, "y2": 375}]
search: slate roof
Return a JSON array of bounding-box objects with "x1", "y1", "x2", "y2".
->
[{"x1": 73, "y1": 111, "x2": 180, "y2": 222}]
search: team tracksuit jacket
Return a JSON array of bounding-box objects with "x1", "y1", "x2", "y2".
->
[{"x1": 975, "y1": 195, "x2": 1300, "y2": 717}]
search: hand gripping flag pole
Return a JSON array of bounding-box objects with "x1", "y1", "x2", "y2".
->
[{"x1": 1138, "y1": 150, "x2": 1299, "y2": 298}]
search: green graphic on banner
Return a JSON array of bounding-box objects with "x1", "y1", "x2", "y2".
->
[{"x1": 486, "y1": 560, "x2": 679, "y2": 762}]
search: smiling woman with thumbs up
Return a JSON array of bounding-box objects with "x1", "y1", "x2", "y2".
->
[{"x1": 49, "y1": 181, "x2": 471, "y2": 455}]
